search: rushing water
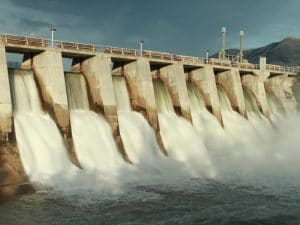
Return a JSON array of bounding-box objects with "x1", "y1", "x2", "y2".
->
[
  {"x1": 9, "y1": 70, "x2": 78, "y2": 183},
  {"x1": 65, "y1": 73, "x2": 126, "y2": 172},
  {"x1": 2, "y1": 70, "x2": 300, "y2": 224}
]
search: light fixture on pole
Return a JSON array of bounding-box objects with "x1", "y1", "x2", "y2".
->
[
  {"x1": 139, "y1": 40, "x2": 144, "y2": 57},
  {"x1": 239, "y1": 30, "x2": 244, "y2": 62},
  {"x1": 205, "y1": 50, "x2": 209, "y2": 63},
  {"x1": 220, "y1": 26, "x2": 226, "y2": 59},
  {"x1": 48, "y1": 25, "x2": 56, "y2": 48}
]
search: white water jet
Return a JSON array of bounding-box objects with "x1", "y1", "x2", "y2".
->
[
  {"x1": 266, "y1": 91, "x2": 286, "y2": 122},
  {"x1": 65, "y1": 73, "x2": 126, "y2": 171},
  {"x1": 70, "y1": 110, "x2": 125, "y2": 171},
  {"x1": 187, "y1": 83, "x2": 225, "y2": 141},
  {"x1": 112, "y1": 76, "x2": 132, "y2": 112},
  {"x1": 153, "y1": 80, "x2": 217, "y2": 177},
  {"x1": 203, "y1": 85, "x2": 300, "y2": 185},
  {"x1": 9, "y1": 69, "x2": 300, "y2": 193},
  {"x1": 10, "y1": 70, "x2": 78, "y2": 183},
  {"x1": 112, "y1": 76, "x2": 173, "y2": 173}
]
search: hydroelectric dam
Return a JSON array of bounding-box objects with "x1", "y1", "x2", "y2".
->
[{"x1": 0, "y1": 33, "x2": 299, "y2": 199}]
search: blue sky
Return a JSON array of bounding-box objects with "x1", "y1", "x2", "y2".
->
[{"x1": 1, "y1": 0, "x2": 299, "y2": 57}]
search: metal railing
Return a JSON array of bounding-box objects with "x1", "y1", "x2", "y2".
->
[
  {"x1": 1, "y1": 34, "x2": 48, "y2": 47},
  {"x1": 0, "y1": 33, "x2": 298, "y2": 74}
]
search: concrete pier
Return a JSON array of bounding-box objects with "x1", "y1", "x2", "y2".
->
[
  {"x1": 0, "y1": 45, "x2": 12, "y2": 139},
  {"x1": 264, "y1": 74, "x2": 288, "y2": 113},
  {"x1": 31, "y1": 49, "x2": 70, "y2": 132},
  {"x1": 159, "y1": 63, "x2": 193, "y2": 122},
  {"x1": 122, "y1": 59, "x2": 159, "y2": 130},
  {"x1": 215, "y1": 68, "x2": 247, "y2": 117},
  {"x1": 29, "y1": 50, "x2": 80, "y2": 166},
  {"x1": 121, "y1": 58, "x2": 167, "y2": 155},
  {"x1": 282, "y1": 75, "x2": 298, "y2": 113},
  {"x1": 291, "y1": 76, "x2": 300, "y2": 111},
  {"x1": 189, "y1": 65, "x2": 223, "y2": 125},
  {"x1": 75, "y1": 53, "x2": 132, "y2": 163},
  {"x1": 241, "y1": 71, "x2": 270, "y2": 119}
]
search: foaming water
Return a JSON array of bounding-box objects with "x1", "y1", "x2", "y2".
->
[
  {"x1": 153, "y1": 79, "x2": 216, "y2": 177},
  {"x1": 9, "y1": 70, "x2": 78, "y2": 183},
  {"x1": 152, "y1": 79, "x2": 175, "y2": 113},
  {"x1": 187, "y1": 83, "x2": 223, "y2": 138},
  {"x1": 11, "y1": 70, "x2": 299, "y2": 188},
  {"x1": 112, "y1": 76, "x2": 131, "y2": 112},
  {"x1": 112, "y1": 77, "x2": 181, "y2": 174},
  {"x1": 266, "y1": 91, "x2": 286, "y2": 122},
  {"x1": 203, "y1": 85, "x2": 300, "y2": 185},
  {"x1": 118, "y1": 112, "x2": 163, "y2": 165},
  {"x1": 65, "y1": 73, "x2": 126, "y2": 171},
  {"x1": 4, "y1": 70, "x2": 300, "y2": 224},
  {"x1": 70, "y1": 111, "x2": 125, "y2": 171}
]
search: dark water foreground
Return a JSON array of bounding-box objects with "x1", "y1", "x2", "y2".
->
[{"x1": 1, "y1": 178, "x2": 300, "y2": 225}]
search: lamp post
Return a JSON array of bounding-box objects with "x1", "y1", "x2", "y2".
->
[
  {"x1": 221, "y1": 26, "x2": 226, "y2": 59},
  {"x1": 205, "y1": 50, "x2": 209, "y2": 63},
  {"x1": 239, "y1": 30, "x2": 244, "y2": 62},
  {"x1": 48, "y1": 25, "x2": 56, "y2": 48},
  {"x1": 139, "y1": 40, "x2": 144, "y2": 57}
]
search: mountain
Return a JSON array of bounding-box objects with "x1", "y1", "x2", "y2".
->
[{"x1": 212, "y1": 37, "x2": 300, "y2": 66}]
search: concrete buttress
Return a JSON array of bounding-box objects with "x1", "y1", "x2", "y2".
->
[
  {"x1": 265, "y1": 74, "x2": 297, "y2": 113},
  {"x1": 31, "y1": 49, "x2": 69, "y2": 131},
  {"x1": 241, "y1": 71, "x2": 270, "y2": 119},
  {"x1": 216, "y1": 68, "x2": 247, "y2": 117},
  {"x1": 80, "y1": 53, "x2": 132, "y2": 162},
  {"x1": 159, "y1": 63, "x2": 193, "y2": 122},
  {"x1": 31, "y1": 49, "x2": 80, "y2": 166},
  {"x1": 0, "y1": 45, "x2": 12, "y2": 139},
  {"x1": 122, "y1": 58, "x2": 167, "y2": 155},
  {"x1": 264, "y1": 74, "x2": 288, "y2": 113},
  {"x1": 123, "y1": 58, "x2": 159, "y2": 130},
  {"x1": 282, "y1": 76, "x2": 298, "y2": 113},
  {"x1": 189, "y1": 65, "x2": 223, "y2": 125}
]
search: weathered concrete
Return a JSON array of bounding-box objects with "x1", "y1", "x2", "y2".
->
[
  {"x1": 0, "y1": 141, "x2": 34, "y2": 202},
  {"x1": 122, "y1": 58, "x2": 159, "y2": 130},
  {"x1": 31, "y1": 49, "x2": 69, "y2": 131},
  {"x1": 189, "y1": 65, "x2": 223, "y2": 125},
  {"x1": 29, "y1": 50, "x2": 80, "y2": 166},
  {"x1": 0, "y1": 45, "x2": 12, "y2": 139},
  {"x1": 283, "y1": 76, "x2": 298, "y2": 113},
  {"x1": 291, "y1": 75, "x2": 300, "y2": 111},
  {"x1": 241, "y1": 71, "x2": 270, "y2": 119},
  {"x1": 21, "y1": 53, "x2": 33, "y2": 70},
  {"x1": 264, "y1": 74, "x2": 288, "y2": 113},
  {"x1": 78, "y1": 54, "x2": 131, "y2": 163},
  {"x1": 215, "y1": 68, "x2": 247, "y2": 117},
  {"x1": 158, "y1": 63, "x2": 193, "y2": 122},
  {"x1": 121, "y1": 58, "x2": 167, "y2": 155}
]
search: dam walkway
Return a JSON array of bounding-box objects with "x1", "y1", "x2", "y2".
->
[{"x1": 0, "y1": 33, "x2": 298, "y2": 76}]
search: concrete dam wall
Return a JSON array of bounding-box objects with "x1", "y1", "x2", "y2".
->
[{"x1": 0, "y1": 35, "x2": 298, "y2": 200}]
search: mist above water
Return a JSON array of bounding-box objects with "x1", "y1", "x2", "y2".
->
[{"x1": 8, "y1": 69, "x2": 300, "y2": 196}]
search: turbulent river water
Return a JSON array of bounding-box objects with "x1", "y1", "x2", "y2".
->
[{"x1": 1, "y1": 70, "x2": 300, "y2": 225}]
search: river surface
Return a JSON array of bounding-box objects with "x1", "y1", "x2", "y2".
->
[
  {"x1": 1, "y1": 177, "x2": 300, "y2": 225},
  {"x1": 4, "y1": 68, "x2": 300, "y2": 225}
]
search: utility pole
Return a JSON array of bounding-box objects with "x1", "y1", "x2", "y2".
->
[
  {"x1": 48, "y1": 25, "x2": 56, "y2": 48},
  {"x1": 239, "y1": 31, "x2": 244, "y2": 62},
  {"x1": 139, "y1": 40, "x2": 144, "y2": 57},
  {"x1": 220, "y1": 26, "x2": 226, "y2": 59}
]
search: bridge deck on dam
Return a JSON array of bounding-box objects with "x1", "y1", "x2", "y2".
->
[{"x1": 0, "y1": 33, "x2": 298, "y2": 76}]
